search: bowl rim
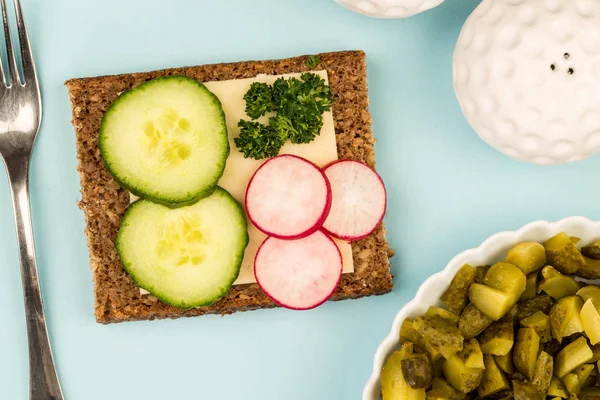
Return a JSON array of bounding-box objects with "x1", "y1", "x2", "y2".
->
[{"x1": 362, "y1": 216, "x2": 600, "y2": 399}]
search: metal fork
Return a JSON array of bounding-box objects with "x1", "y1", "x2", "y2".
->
[{"x1": 0, "y1": 0, "x2": 63, "y2": 399}]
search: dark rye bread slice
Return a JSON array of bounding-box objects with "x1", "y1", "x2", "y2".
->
[{"x1": 65, "y1": 50, "x2": 394, "y2": 324}]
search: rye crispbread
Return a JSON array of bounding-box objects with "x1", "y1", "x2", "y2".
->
[{"x1": 65, "y1": 50, "x2": 394, "y2": 324}]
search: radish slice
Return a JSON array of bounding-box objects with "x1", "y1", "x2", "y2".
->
[
  {"x1": 246, "y1": 155, "x2": 332, "y2": 240},
  {"x1": 322, "y1": 160, "x2": 386, "y2": 240},
  {"x1": 254, "y1": 231, "x2": 342, "y2": 310}
]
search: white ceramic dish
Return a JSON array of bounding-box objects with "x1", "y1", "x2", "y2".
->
[{"x1": 362, "y1": 216, "x2": 600, "y2": 399}]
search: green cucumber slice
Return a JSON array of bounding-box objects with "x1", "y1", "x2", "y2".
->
[
  {"x1": 116, "y1": 187, "x2": 248, "y2": 309},
  {"x1": 100, "y1": 76, "x2": 229, "y2": 206}
]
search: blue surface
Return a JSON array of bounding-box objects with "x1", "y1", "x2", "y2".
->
[{"x1": 0, "y1": 0, "x2": 598, "y2": 398}]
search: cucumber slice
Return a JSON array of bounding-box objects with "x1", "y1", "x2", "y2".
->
[
  {"x1": 116, "y1": 187, "x2": 248, "y2": 309},
  {"x1": 100, "y1": 76, "x2": 229, "y2": 206}
]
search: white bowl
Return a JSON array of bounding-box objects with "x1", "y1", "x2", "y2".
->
[
  {"x1": 335, "y1": 0, "x2": 445, "y2": 19},
  {"x1": 362, "y1": 216, "x2": 600, "y2": 399}
]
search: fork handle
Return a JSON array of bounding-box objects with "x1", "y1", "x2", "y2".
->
[{"x1": 5, "y1": 155, "x2": 64, "y2": 400}]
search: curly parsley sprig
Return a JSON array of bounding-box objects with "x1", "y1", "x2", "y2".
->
[{"x1": 234, "y1": 72, "x2": 334, "y2": 160}]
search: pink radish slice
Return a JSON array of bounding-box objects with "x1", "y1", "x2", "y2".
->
[
  {"x1": 254, "y1": 231, "x2": 342, "y2": 310},
  {"x1": 322, "y1": 160, "x2": 386, "y2": 240},
  {"x1": 246, "y1": 154, "x2": 332, "y2": 240}
]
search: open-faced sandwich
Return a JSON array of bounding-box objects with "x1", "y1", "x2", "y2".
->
[{"x1": 65, "y1": 50, "x2": 393, "y2": 323}]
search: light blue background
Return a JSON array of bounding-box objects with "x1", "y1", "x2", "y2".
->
[{"x1": 0, "y1": 0, "x2": 598, "y2": 398}]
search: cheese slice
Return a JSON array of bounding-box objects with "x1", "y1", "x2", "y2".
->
[{"x1": 131, "y1": 70, "x2": 354, "y2": 292}]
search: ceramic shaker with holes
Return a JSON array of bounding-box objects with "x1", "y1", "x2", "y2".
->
[{"x1": 453, "y1": 0, "x2": 600, "y2": 165}]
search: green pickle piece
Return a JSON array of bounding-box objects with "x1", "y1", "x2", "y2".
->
[
  {"x1": 474, "y1": 265, "x2": 489, "y2": 284},
  {"x1": 513, "y1": 327, "x2": 540, "y2": 380},
  {"x1": 483, "y1": 262, "x2": 527, "y2": 296},
  {"x1": 479, "y1": 320, "x2": 514, "y2": 356},
  {"x1": 517, "y1": 293, "x2": 554, "y2": 321},
  {"x1": 582, "y1": 240, "x2": 600, "y2": 260},
  {"x1": 425, "y1": 306, "x2": 459, "y2": 325},
  {"x1": 537, "y1": 266, "x2": 580, "y2": 300},
  {"x1": 547, "y1": 376, "x2": 568, "y2": 398},
  {"x1": 531, "y1": 351, "x2": 553, "y2": 395},
  {"x1": 505, "y1": 241, "x2": 547, "y2": 274},
  {"x1": 520, "y1": 272, "x2": 538, "y2": 301},
  {"x1": 544, "y1": 232, "x2": 586, "y2": 274},
  {"x1": 458, "y1": 303, "x2": 493, "y2": 340},
  {"x1": 381, "y1": 343, "x2": 426, "y2": 400},
  {"x1": 477, "y1": 355, "x2": 510, "y2": 398},
  {"x1": 442, "y1": 353, "x2": 483, "y2": 394},
  {"x1": 520, "y1": 311, "x2": 551, "y2": 342},
  {"x1": 440, "y1": 264, "x2": 476, "y2": 314},
  {"x1": 581, "y1": 299, "x2": 600, "y2": 345},
  {"x1": 562, "y1": 364, "x2": 594, "y2": 395},
  {"x1": 576, "y1": 257, "x2": 600, "y2": 280},
  {"x1": 550, "y1": 295, "x2": 584, "y2": 341},
  {"x1": 413, "y1": 315, "x2": 463, "y2": 359},
  {"x1": 458, "y1": 339, "x2": 484, "y2": 369},
  {"x1": 554, "y1": 337, "x2": 593, "y2": 378},
  {"x1": 513, "y1": 380, "x2": 544, "y2": 400},
  {"x1": 577, "y1": 286, "x2": 600, "y2": 311},
  {"x1": 495, "y1": 349, "x2": 514, "y2": 374},
  {"x1": 401, "y1": 352, "x2": 433, "y2": 389},
  {"x1": 426, "y1": 378, "x2": 466, "y2": 400},
  {"x1": 469, "y1": 283, "x2": 517, "y2": 321}
]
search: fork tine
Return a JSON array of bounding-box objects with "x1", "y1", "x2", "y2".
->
[
  {"x1": 13, "y1": 0, "x2": 34, "y2": 85},
  {"x1": 1, "y1": 0, "x2": 19, "y2": 85}
]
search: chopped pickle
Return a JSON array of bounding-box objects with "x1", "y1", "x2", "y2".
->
[
  {"x1": 590, "y1": 344, "x2": 600, "y2": 363},
  {"x1": 495, "y1": 349, "x2": 514, "y2": 374},
  {"x1": 544, "y1": 232, "x2": 586, "y2": 274},
  {"x1": 582, "y1": 240, "x2": 600, "y2": 260},
  {"x1": 562, "y1": 364, "x2": 594, "y2": 395},
  {"x1": 548, "y1": 376, "x2": 568, "y2": 398},
  {"x1": 520, "y1": 272, "x2": 538, "y2": 301},
  {"x1": 531, "y1": 351, "x2": 553, "y2": 394},
  {"x1": 401, "y1": 319, "x2": 441, "y2": 361},
  {"x1": 520, "y1": 311, "x2": 551, "y2": 342},
  {"x1": 555, "y1": 337, "x2": 593, "y2": 378},
  {"x1": 479, "y1": 320, "x2": 514, "y2": 356},
  {"x1": 474, "y1": 265, "x2": 489, "y2": 284},
  {"x1": 577, "y1": 257, "x2": 600, "y2": 280},
  {"x1": 483, "y1": 262, "x2": 527, "y2": 296},
  {"x1": 458, "y1": 303, "x2": 493, "y2": 340},
  {"x1": 552, "y1": 297, "x2": 584, "y2": 339},
  {"x1": 458, "y1": 339, "x2": 484, "y2": 369},
  {"x1": 513, "y1": 380, "x2": 543, "y2": 400},
  {"x1": 505, "y1": 241, "x2": 547, "y2": 274},
  {"x1": 550, "y1": 296, "x2": 584, "y2": 341},
  {"x1": 381, "y1": 343, "x2": 426, "y2": 400},
  {"x1": 581, "y1": 299, "x2": 600, "y2": 345},
  {"x1": 577, "y1": 286, "x2": 600, "y2": 311},
  {"x1": 477, "y1": 355, "x2": 510, "y2": 398},
  {"x1": 383, "y1": 235, "x2": 600, "y2": 399},
  {"x1": 426, "y1": 378, "x2": 466, "y2": 400},
  {"x1": 425, "y1": 306, "x2": 459, "y2": 325},
  {"x1": 469, "y1": 283, "x2": 517, "y2": 321},
  {"x1": 572, "y1": 237, "x2": 582, "y2": 245},
  {"x1": 513, "y1": 327, "x2": 540, "y2": 380},
  {"x1": 440, "y1": 264, "x2": 476, "y2": 314},
  {"x1": 537, "y1": 266, "x2": 580, "y2": 300},
  {"x1": 517, "y1": 294, "x2": 554, "y2": 321},
  {"x1": 442, "y1": 353, "x2": 483, "y2": 393},
  {"x1": 413, "y1": 315, "x2": 464, "y2": 359},
  {"x1": 401, "y1": 353, "x2": 433, "y2": 389},
  {"x1": 580, "y1": 387, "x2": 600, "y2": 400}
]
